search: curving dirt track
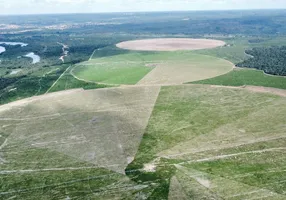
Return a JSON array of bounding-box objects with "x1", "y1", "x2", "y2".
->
[{"x1": 116, "y1": 38, "x2": 226, "y2": 51}]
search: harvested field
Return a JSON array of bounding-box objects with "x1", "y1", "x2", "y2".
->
[
  {"x1": 116, "y1": 38, "x2": 226, "y2": 51},
  {"x1": 137, "y1": 54, "x2": 233, "y2": 85},
  {"x1": 0, "y1": 86, "x2": 160, "y2": 198},
  {"x1": 0, "y1": 86, "x2": 160, "y2": 174}
]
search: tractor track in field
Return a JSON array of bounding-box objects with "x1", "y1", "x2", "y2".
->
[{"x1": 45, "y1": 65, "x2": 71, "y2": 94}]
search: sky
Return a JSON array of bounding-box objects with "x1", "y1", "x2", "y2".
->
[{"x1": 0, "y1": 0, "x2": 286, "y2": 15}]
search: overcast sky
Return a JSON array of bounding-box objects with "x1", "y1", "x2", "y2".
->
[{"x1": 0, "y1": 0, "x2": 286, "y2": 15}]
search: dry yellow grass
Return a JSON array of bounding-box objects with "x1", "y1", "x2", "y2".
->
[{"x1": 0, "y1": 86, "x2": 160, "y2": 174}]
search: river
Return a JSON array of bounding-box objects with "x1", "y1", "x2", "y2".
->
[
  {"x1": 25, "y1": 52, "x2": 40, "y2": 64},
  {"x1": 0, "y1": 42, "x2": 28, "y2": 47},
  {"x1": 0, "y1": 42, "x2": 28, "y2": 55},
  {"x1": 0, "y1": 46, "x2": 5, "y2": 54}
]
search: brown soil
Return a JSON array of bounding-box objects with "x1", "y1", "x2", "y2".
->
[{"x1": 116, "y1": 38, "x2": 226, "y2": 51}]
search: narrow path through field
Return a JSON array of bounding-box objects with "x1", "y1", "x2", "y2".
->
[
  {"x1": 45, "y1": 65, "x2": 71, "y2": 94},
  {"x1": 177, "y1": 147, "x2": 286, "y2": 165}
]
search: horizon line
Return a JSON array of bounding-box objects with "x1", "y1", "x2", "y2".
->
[{"x1": 0, "y1": 8, "x2": 285, "y2": 17}]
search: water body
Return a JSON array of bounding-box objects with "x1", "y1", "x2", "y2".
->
[
  {"x1": 0, "y1": 42, "x2": 28, "y2": 47},
  {"x1": 0, "y1": 42, "x2": 28, "y2": 55},
  {"x1": 57, "y1": 42, "x2": 69, "y2": 63},
  {"x1": 0, "y1": 46, "x2": 5, "y2": 54},
  {"x1": 25, "y1": 52, "x2": 40, "y2": 64}
]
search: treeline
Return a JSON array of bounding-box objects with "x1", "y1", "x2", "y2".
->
[
  {"x1": 237, "y1": 46, "x2": 286, "y2": 76},
  {"x1": 0, "y1": 76, "x2": 21, "y2": 90}
]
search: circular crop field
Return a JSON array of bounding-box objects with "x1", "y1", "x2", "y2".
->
[
  {"x1": 116, "y1": 38, "x2": 226, "y2": 51},
  {"x1": 72, "y1": 51, "x2": 233, "y2": 85}
]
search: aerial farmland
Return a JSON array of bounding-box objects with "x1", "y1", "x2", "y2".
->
[{"x1": 0, "y1": 9, "x2": 286, "y2": 200}]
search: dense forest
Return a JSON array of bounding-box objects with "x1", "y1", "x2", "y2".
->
[{"x1": 236, "y1": 46, "x2": 286, "y2": 76}]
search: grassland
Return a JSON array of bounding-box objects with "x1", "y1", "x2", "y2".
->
[
  {"x1": 72, "y1": 51, "x2": 233, "y2": 85},
  {"x1": 191, "y1": 68, "x2": 286, "y2": 89},
  {"x1": 72, "y1": 60, "x2": 152, "y2": 85},
  {"x1": 127, "y1": 85, "x2": 286, "y2": 199},
  {"x1": 0, "y1": 84, "x2": 285, "y2": 199},
  {"x1": 47, "y1": 66, "x2": 107, "y2": 93}
]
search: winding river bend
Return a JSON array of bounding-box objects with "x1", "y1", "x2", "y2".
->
[
  {"x1": 0, "y1": 46, "x2": 5, "y2": 54},
  {"x1": 0, "y1": 42, "x2": 40, "y2": 64},
  {"x1": 0, "y1": 42, "x2": 28, "y2": 54},
  {"x1": 24, "y1": 52, "x2": 40, "y2": 64}
]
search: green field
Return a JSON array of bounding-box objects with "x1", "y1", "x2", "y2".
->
[
  {"x1": 47, "y1": 66, "x2": 108, "y2": 93},
  {"x1": 72, "y1": 51, "x2": 233, "y2": 85},
  {"x1": 72, "y1": 53, "x2": 154, "y2": 85},
  {"x1": 1, "y1": 85, "x2": 285, "y2": 199},
  {"x1": 128, "y1": 85, "x2": 286, "y2": 199},
  {"x1": 191, "y1": 68, "x2": 286, "y2": 89}
]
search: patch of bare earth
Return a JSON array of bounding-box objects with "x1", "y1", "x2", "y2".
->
[{"x1": 116, "y1": 38, "x2": 226, "y2": 51}]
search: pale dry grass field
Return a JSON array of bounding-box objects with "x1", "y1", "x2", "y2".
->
[
  {"x1": 137, "y1": 57, "x2": 233, "y2": 85},
  {"x1": 0, "y1": 86, "x2": 160, "y2": 174}
]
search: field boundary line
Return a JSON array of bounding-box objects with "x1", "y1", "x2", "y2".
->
[
  {"x1": 0, "y1": 166, "x2": 101, "y2": 174},
  {"x1": 45, "y1": 65, "x2": 71, "y2": 94},
  {"x1": 176, "y1": 147, "x2": 286, "y2": 165},
  {"x1": 89, "y1": 48, "x2": 103, "y2": 60},
  {"x1": 89, "y1": 49, "x2": 96, "y2": 60}
]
